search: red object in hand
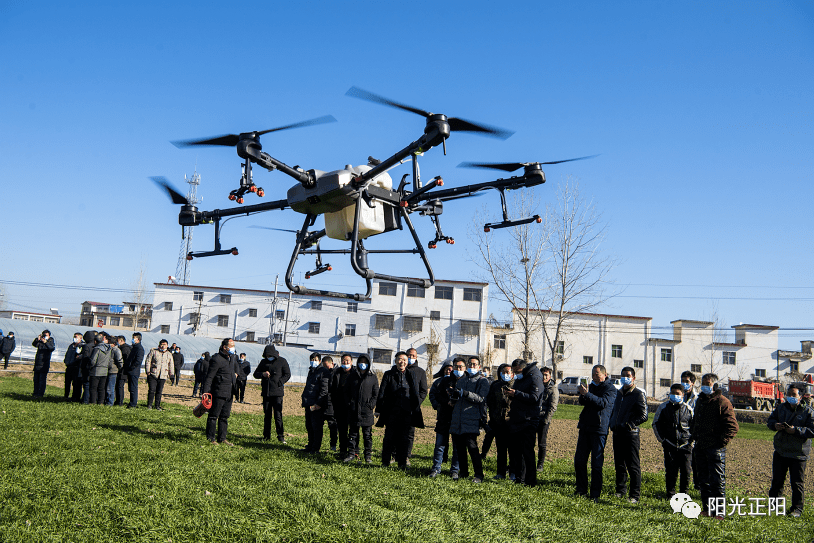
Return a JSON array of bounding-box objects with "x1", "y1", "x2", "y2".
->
[{"x1": 193, "y1": 393, "x2": 213, "y2": 418}]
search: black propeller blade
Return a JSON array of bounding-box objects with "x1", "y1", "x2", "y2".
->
[
  {"x1": 150, "y1": 176, "x2": 189, "y2": 205},
  {"x1": 172, "y1": 115, "x2": 337, "y2": 148},
  {"x1": 345, "y1": 86, "x2": 514, "y2": 140},
  {"x1": 457, "y1": 155, "x2": 599, "y2": 172}
]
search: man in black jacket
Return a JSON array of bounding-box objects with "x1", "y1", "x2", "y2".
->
[
  {"x1": 609, "y1": 366, "x2": 649, "y2": 503},
  {"x1": 193, "y1": 352, "x2": 209, "y2": 397},
  {"x1": 202, "y1": 338, "x2": 239, "y2": 445},
  {"x1": 235, "y1": 353, "x2": 251, "y2": 403},
  {"x1": 79, "y1": 330, "x2": 96, "y2": 404},
  {"x1": 301, "y1": 354, "x2": 332, "y2": 453},
  {"x1": 330, "y1": 354, "x2": 354, "y2": 458},
  {"x1": 172, "y1": 346, "x2": 184, "y2": 387},
  {"x1": 32, "y1": 330, "x2": 55, "y2": 398},
  {"x1": 537, "y1": 366, "x2": 559, "y2": 470},
  {"x1": 429, "y1": 360, "x2": 459, "y2": 478},
  {"x1": 404, "y1": 347, "x2": 428, "y2": 464},
  {"x1": 63, "y1": 332, "x2": 84, "y2": 400},
  {"x1": 507, "y1": 359, "x2": 544, "y2": 486},
  {"x1": 376, "y1": 351, "x2": 425, "y2": 470},
  {"x1": 124, "y1": 332, "x2": 145, "y2": 408},
  {"x1": 115, "y1": 336, "x2": 131, "y2": 406},
  {"x1": 486, "y1": 363, "x2": 514, "y2": 479},
  {"x1": 344, "y1": 354, "x2": 379, "y2": 463},
  {"x1": 254, "y1": 345, "x2": 291, "y2": 443},
  {"x1": 574, "y1": 364, "x2": 618, "y2": 501},
  {"x1": 1, "y1": 331, "x2": 15, "y2": 369}
]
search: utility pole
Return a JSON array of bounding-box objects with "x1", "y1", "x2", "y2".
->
[{"x1": 283, "y1": 290, "x2": 292, "y2": 346}]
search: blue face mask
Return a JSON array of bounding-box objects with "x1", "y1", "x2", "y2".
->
[
  {"x1": 700, "y1": 385, "x2": 713, "y2": 395},
  {"x1": 500, "y1": 373, "x2": 513, "y2": 382},
  {"x1": 358, "y1": 363, "x2": 368, "y2": 371},
  {"x1": 787, "y1": 397, "x2": 799, "y2": 406},
  {"x1": 453, "y1": 370, "x2": 465, "y2": 378},
  {"x1": 341, "y1": 364, "x2": 351, "y2": 370},
  {"x1": 228, "y1": 347, "x2": 235, "y2": 354},
  {"x1": 514, "y1": 373, "x2": 524, "y2": 381},
  {"x1": 669, "y1": 394, "x2": 683, "y2": 404},
  {"x1": 466, "y1": 368, "x2": 478, "y2": 375},
  {"x1": 408, "y1": 358, "x2": 417, "y2": 365},
  {"x1": 620, "y1": 377, "x2": 632, "y2": 386},
  {"x1": 310, "y1": 361, "x2": 320, "y2": 368},
  {"x1": 682, "y1": 382, "x2": 692, "y2": 391}
]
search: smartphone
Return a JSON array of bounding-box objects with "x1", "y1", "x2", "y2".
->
[{"x1": 580, "y1": 378, "x2": 589, "y2": 387}]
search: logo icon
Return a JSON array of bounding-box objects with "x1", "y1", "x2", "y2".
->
[{"x1": 671, "y1": 493, "x2": 701, "y2": 518}]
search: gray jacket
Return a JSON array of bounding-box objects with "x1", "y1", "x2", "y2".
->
[
  {"x1": 540, "y1": 378, "x2": 559, "y2": 425},
  {"x1": 767, "y1": 402, "x2": 814, "y2": 460},
  {"x1": 449, "y1": 372, "x2": 490, "y2": 435},
  {"x1": 89, "y1": 343, "x2": 113, "y2": 377},
  {"x1": 108, "y1": 345, "x2": 123, "y2": 375}
]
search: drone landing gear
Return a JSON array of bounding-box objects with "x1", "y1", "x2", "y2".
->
[
  {"x1": 186, "y1": 217, "x2": 238, "y2": 259},
  {"x1": 483, "y1": 188, "x2": 541, "y2": 232}
]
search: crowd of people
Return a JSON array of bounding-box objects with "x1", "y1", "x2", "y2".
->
[{"x1": 9, "y1": 330, "x2": 814, "y2": 517}]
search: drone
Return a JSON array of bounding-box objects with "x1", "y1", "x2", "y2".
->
[{"x1": 153, "y1": 87, "x2": 596, "y2": 301}]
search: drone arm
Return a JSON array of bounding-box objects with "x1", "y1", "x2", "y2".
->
[
  {"x1": 196, "y1": 199, "x2": 289, "y2": 223},
  {"x1": 238, "y1": 143, "x2": 314, "y2": 187}
]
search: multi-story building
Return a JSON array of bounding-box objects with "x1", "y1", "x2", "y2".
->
[
  {"x1": 150, "y1": 278, "x2": 489, "y2": 373},
  {"x1": 79, "y1": 301, "x2": 152, "y2": 331},
  {"x1": 0, "y1": 309, "x2": 61, "y2": 324}
]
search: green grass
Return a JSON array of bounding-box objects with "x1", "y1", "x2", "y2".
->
[{"x1": 0, "y1": 376, "x2": 806, "y2": 542}]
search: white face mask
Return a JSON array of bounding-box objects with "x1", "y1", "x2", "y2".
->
[{"x1": 73, "y1": 337, "x2": 81, "y2": 344}]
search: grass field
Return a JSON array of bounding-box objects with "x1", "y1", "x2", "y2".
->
[{"x1": 0, "y1": 375, "x2": 810, "y2": 543}]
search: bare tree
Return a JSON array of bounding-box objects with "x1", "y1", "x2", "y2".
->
[
  {"x1": 129, "y1": 257, "x2": 153, "y2": 331},
  {"x1": 0, "y1": 284, "x2": 6, "y2": 311}
]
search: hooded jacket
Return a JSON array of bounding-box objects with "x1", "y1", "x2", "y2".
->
[
  {"x1": 509, "y1": 362, "x2": 544, "y2": 431},
  {"x1": 431, "y1": 373, "x2": 458, "y2": 434},
  {"x1": 79, "y1": 331, "x2": 97, "y2": 374},
  {"x1": 609, "y1": 384, "x2": 648, "y2": 433},
  {"x1": 450, "y1": 370, "x2": 490, "y2": 435},
  {"x1": 486, "y1": 363, "x2": 514, "y2": 429},
  {"x1": 766, "y1": 401, "x2": 814, "y2": 460},
  {"x1": 653, "y1": 400, "x2": 694, "y2": 449},
  {"x1": 253, "y1": 345, "x2": 290, "y2": 397},
  {"x1": 32, "y1": 336, "x2": 56, "y2": 371},
  {"x1": 0, "y1": 334, "x2": 16, "y2": 355},
  {"x1": 429, "y1": 361, "x2": 452, "y2": 410},
  {"x1": 89, "y1": 343, "x2": 113, "y2": 377},
  {"x1": 577, "y1": 378, "x2": 618, "y2": 435},
  {"x1": 345, "y1": 366, "x2": 380, "y2": 427},
  {"x1": 691, "y1": 389, "x2": 739, "y2": 450}
]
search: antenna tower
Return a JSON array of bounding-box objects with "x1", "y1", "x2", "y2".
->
[{"x1": 175, "y1": 170, "x2": 201, "y2": 284}]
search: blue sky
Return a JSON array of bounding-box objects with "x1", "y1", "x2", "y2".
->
[{"x1": 1, "y1": 1, "x2": 812, "y2": 349}]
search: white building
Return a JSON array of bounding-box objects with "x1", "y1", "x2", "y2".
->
[
  {"x1": 0, "y1": 309, "x2": 61, "y2": 324},
  {"x1": 150, "y1": 278, "x2": 489, "y2": 373},
  {"x1": 496, "y1": 309, "x2": 784, "y2": 398}
]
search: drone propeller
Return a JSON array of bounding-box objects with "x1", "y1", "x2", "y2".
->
[
  {"x1": 345, "y1": 87, "x2": 514, "y2": 140},
  {"x1": 171, "y1": 115, "x2": 338, "y2": 148},
  {"x1": 150, "y1": 176, "x2": 189, "y2": 205},
  {"x1": 248, "y1": 226, "x2": 298, "y2": 234},
  {"x1": 457, "y1": 155, "x2": 599, "y2": 172}
]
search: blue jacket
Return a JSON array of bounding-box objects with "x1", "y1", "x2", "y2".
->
[{"x1": 578, "y1": 379, "x2": 617, "y2": 435}]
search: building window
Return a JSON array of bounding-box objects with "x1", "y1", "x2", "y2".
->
[
  {"x1": 110, "y1": 317, "x2": 120, "y2": 326},
  {"x1": 189, "y1": 313, "x2": 200, "y2": 326},
  {"x1": 790, "y1": 361, "x2": 799, "y2": 372},
  {"x1": 611, "y1": 344, "x2": 622, "y2": 358},
  {"x1": 81, "y1": 318, "x2": 90, "y2": 326},
  {"x1": 460, "y1": 320, "x2": 479, "y2": 336},
  {"x1": 308, "y1": 322, "x2": 320, "y2": 334},
  {"x1": 723, "y1": 351, "x2": 736, "y2": 365},
  {"x1": 345, "y1": 324, "x2": 356, "y2": 337},
  {"x1": 633, "y1": 360, "x2": 645, "y2": 369},
  {"x1": 555, "y1": 341, "x2": 564, "y2": 355},
  {"x1": 217, "y1": 315, "x2": 229, "y2": 327},
  {"x1": 430, "y1": 311, "x2": 441, "y2": 321},
  {"x1": 374, "y1": 314, "x2": 394, "y2": 330},
  {"x1": 160, "y1": 325, "x2": 170, "y2": 334},
  {"x1": 220, "y1": 294, "x2": 232, "y2": 304},
  {"x1": 246, "y1": 332, "x2": 255, "y2": 342},
  {"x1": 129, "y1": 304, "x2": 136, "y2": 312},
  {"x1": 583, "y1": 356, "x2": 593, "y2": 365},
  {"x1": 378, "y1": 282, "x2": 397, "y2": 296},
  {"x1": 755, "y1": 368, "x2": 766, "y2": 378},
  {"x1": 193, "y1": 291, "x2": 203, "y2": 301},
  {"x1": 691, "y1": 364, "x2": 702, "y2": 373},
  {"x1": 273, "y1": 333, "x2": 283, "y2": 343},
  {"x1": 164, "y1": 302, "x2": 173, "y2": 311},
  {"x1": 276, "y1": 310, "x2": 285, "y2": 320},
  {"x1": 137, "y1": 319, "x2": 148, "y2": 328},
  {"x1": 347, "y1": 302, "x2": 358, "y2": 313},
  {"x1": 463, "y1": 288, "x2": 482, "y2": 302},
  {"x1": 660, "y1": 378, "x2": 672, "y2": 387},
  {"x1": 311, "y1": 300, "x2": 322, "y2": 311},
  {"x1": 403, "y1": 316, "x2": 423, "y2": 332},
  {"x1": 248, "y1": 308, "x2": 257, "y2": 318},
  {"x1": 372, "y1": 349, "x2": 392, "y2": 365},
  {"x1": 435, "y1": 286, "x2": 453, "y2": 300},
  {"x1": 407, "y1": 285, "x2": 425, "y2": 298},
  {"x1": 123, "y1": 317, "x2": 133, "y2": 327},
  {"x1": 661, "y1": 348, "x2": 672, "y2": 362},
  {"x1": 494, "y1": 334, "x2": 506, "y2": 349}
]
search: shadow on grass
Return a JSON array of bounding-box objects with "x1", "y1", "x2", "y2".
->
[
  {"x1": 95, "y1": 422, "x2": 200, "y2": 443},
  {"x1": 1, "y1": 391, "x2": 72, "y2": 404}
]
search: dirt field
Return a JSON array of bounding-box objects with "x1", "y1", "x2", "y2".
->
[{"x1": 13, "y1": 368, "x2": 814, "y2": 495}]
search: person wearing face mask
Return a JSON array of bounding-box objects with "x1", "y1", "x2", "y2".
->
[
  {"x1": 124, "y1": 333, "x2": 145, "y2": 408},
  {"x1": 690, "y1": 373, "x2": 739, "y2": 518},
  {"x1": 608, "y1": 367, "x2": 648, "y2": 503},
  {"x1": 449, "y1": 356, "x2": 489, "y2": 483},
  {"x1": 537, "y1": 366, "x2": 559, "y2": 471},
  {"x1": 507, "y1": 358, "x2": 544, "y2": 487},
  {"x1": 428, "y1": 359, "x2": 461, "y2": 478},
  {"x1": 376, "y1": 352, "x2": 424, "y2": 471},
  {"x1": 254, "y1": 345, "x2": 291, "y2": 443},
  {"x1": 114, "y1": 336, "x2": 131, "y2": 406},
  {"x1": 653, "y1": 383, "x2": 694, "y2": 499},
  {"x1": 234, "y1": 353, "x2": 251, "y2": 403},
  {"x1": 143, "y1": 339, "x2": 175, "y2": 410},
  {"x1": 344, "y1": 355, "x2": 379, "y2": 463},
  {"x1": 78, "y1": 330, "x2": 97, "y2": 404},
  {"x1": 0, "y1": 331, "x2": 15, "y2": 369},
  {"x1": 767, "y1": 384, "x2": 814, "y2": 517},
  {"x1": 171, "y1": 346, "x2": 184, "y2": 387},
  {"x1": 88, "y1": 333, "x2": 114, "y2": 405},
  {"x1": 63, "y1": 332, "x2": 85, "y2": 401},
  {"x1": 202, "y1": 338, "x2": 240, "y2": 445},
  {"x1": 573, "y1": 364, "x2": 617, "y2": 501},
  {"x1": 300, "y1": 353, "x2": 331, "y2": 453},
  {"x1": 486, "y1": 363, "x2": 514, "y2": 480},
  {"x1": 31, "y1": 330, "x2": 56, "y2": 398},
  {"x1": 404, "y1": 347, "x2": 428, "y2": 465},
  {"x1": 193, "y1": 352, "x2": 209, "y2": 398},
  {"x1": 680, "y1": 370, "x2": 699, "y2": 409},
  {"x1": 330, "y1": 354, "x2": 354, "y2": 458}
]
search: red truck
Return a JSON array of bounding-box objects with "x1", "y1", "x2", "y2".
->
[{"x1": 729, "y1": 380, "x2": 784, "y2": 411}]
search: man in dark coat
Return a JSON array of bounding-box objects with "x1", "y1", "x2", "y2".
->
[
  {"x1": 192, "y1": 352, "x2": 209, "y2": 397},
  {"x1": 376, "y1": 351, "x2": 424, "y2": 470},
  {"x1": 124, "y1": 332, "x2": 145, "y2": 408},
  {"x1": 428, "y1": 360, "x2": 460, "y2": 478},
  {"x1": 449, "y1": 356, "x2": 490, "y2": 483},
  {"x1": 653, "y1": 383, "x2": 694, "y2": 498},
  {"x1": 404, "y1": 347, "x2": 428, "y2": 463},
  {"x1": 63, "y1": 332, "x2": 85, "y2": 400},
  {"x1": 508, "y1": 359, "x2": 544, "y2": 486},
  {"x1": 78, "y1": 330, "x2": 96, "y2": 404},
  {"x1": 32, "y1": 329, "x2": 55, "y2": 398},
  {"x1": 171, "y1": 346, "x2": 184, "y2": 386},
  {"x1": 691, "y1": 373, "x2": 739, "y2": 517},
  {"x1": 574, "y1": 364, "x2": 618, "y2": 500},
  {"x1": 114, "y1": 336, "x2": 131, "y2": 406},
  {"x1": 202, "y1": 338, "x2": 239, "y2": 445},
  {"x1": 1, "y1": 331, "x2": 16, "y2": 369},
  {"x1": 301, "y1": 354, "x2": 332, "y2": 453},
  {"x1": 234, "y1": 353, "x2": 251, "y2": 403},
  {"x1": 330, "y1": 354, "x2": 354, "y2": 458},
  {"x1": 486, "y1": 362, "x2": 514, "y2": 479},
  {"x1": 344, "y1": 354, "x2": 379, "y2": 463},
  {"x1": 609, "y1": 366, "x2": 649, "y2": 503},
  {"x1": 254, "y1": 345, "x2": 291, "y2": 443},
  {"x1": 537, "y1": 366, "x2": 559, "y2": 470}
]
